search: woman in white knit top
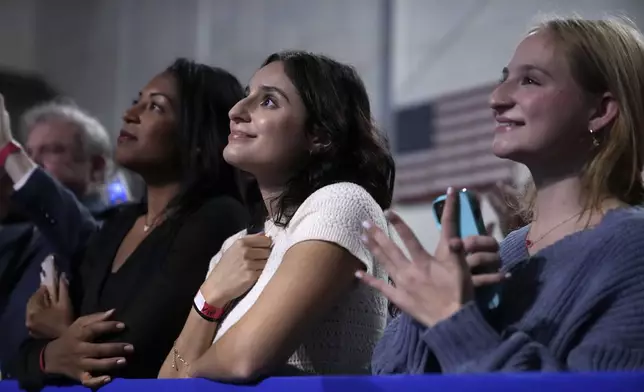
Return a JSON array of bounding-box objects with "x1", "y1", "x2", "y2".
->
[{"x1": 159, "y1": 51, "x2": 395, "y2": 380}]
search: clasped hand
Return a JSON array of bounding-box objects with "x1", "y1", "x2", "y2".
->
[
  {"x1": 26, "y1": 274, "x2": 73, "y2": 340},
  {"x1": 43, "y1": 309, "x2": 134, "y2": 388},
  {"x1": 200, "y1": 233, "x2": 272, "y2": 307}
]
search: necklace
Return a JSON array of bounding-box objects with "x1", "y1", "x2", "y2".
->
[
  {"x1": 525, "y1": 212, "x2": 582, "y2": 249},
  {"x1": 143, "y1": 212, "x2": 165, "y2": 233}
]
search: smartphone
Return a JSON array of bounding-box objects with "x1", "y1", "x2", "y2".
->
[
  {"x1": 432, "y1": 189, "x2": 486, "y2": 238},
  {"x1": 432, "y1": 189, "x2": 500, "y2": 310},
  {"x1": 40, "y1": 254, "x2": 58, "y2": 292}
]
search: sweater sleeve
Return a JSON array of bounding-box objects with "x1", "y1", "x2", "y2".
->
[
  {"x1": 421, "y1": 243, "x2": 644, "y2": 372},
  {"x1": 371, "y1": 314, "x2": 440, "y2": 374},
  {"x1": 376, "y1": 280, "x2": 644, "y2": 374}
]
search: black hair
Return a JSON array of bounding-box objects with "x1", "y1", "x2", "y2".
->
[
  {"x1": 259, "y1": 50, "x2": 395, "y2": 227},
  {"x1": 163, "y1": 58, "x2": 246, "y2": 217}
]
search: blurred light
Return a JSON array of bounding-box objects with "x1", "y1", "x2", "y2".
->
[{"x1": 106, "y1": 172, "x2": 130, "y2": 206}]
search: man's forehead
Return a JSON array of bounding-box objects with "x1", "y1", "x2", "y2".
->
[{"x1": 27, "y1": 119, "x2": 79, "y2": 144}]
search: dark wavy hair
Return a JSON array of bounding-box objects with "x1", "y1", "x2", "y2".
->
[
  {"x1": 163, "y1": 58, "x2": 245, "y2": 217},
  {"x1": 258, "y1": 50, "x2": 395, "y2": 227}
]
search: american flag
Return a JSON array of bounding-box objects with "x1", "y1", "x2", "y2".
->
[{"x1": 393, "y1": 83, "x2": 515, "y2": 204}]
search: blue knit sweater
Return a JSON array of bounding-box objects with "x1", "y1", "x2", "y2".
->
[{"x1": 372, "y1": 207, "x2": 644, "y2": 373}]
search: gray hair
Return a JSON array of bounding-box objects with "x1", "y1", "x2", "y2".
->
[{"x1": 20, "y1": 100, "x2": 113, "y2": 180}]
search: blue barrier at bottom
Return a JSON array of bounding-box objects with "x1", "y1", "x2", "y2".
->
[{"x1": 1, "y1": 373, "x2": 643, "y2": 392}]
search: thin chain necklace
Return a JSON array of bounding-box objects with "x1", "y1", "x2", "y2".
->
[
  {"x1": 143, "y1": 212, "x2": 165, "y2": 233},
  {"x1": 525, "y1": 212, "x2": 582, "y2": 249}
]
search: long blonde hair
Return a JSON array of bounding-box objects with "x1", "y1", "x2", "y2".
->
[{"x1": 519, "y1": 16, "x2": 644, "y2": 221}]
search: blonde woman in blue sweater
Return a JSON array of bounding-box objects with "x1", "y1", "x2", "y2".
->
[{"x1": 358, "y1": 16, "x2": 644, "y2": 372}]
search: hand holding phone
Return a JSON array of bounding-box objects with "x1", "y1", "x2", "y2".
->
[
  {"x1": 40, "y1": 254, "x2": 59, "y2": 296},
  {"x1": 432, "y1": 189, "x2": 501, "y2": 309}
]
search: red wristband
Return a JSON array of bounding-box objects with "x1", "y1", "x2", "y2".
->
[
  {"x1": 193, "y1": 290, "x2": 226, "y2": 322},
  {"x1": 39, "y1": 345, "x2": 47, "y2": 373},
  {"x1": 0, "y1": 141, "x2": 21, "y2": 168}
]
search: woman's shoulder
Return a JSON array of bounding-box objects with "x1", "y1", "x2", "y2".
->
[
  {"x1": 282, "y1": 183, "x2": 388, "y2": 273},
  {"x1": 294, "y1": 182, "x2": 385, "y2": 222},
  {"x1": 580, "y1": 207, "x2": 644, "y2": 292},
  {"x1": 602, "y1": 206, "x2": 644, "y2": 231},
  {"x1": 591, "y1": 206, "x2": 644, "y2": 257},
  {"x1": 307, "y1": 181, "x2": 376, "y2": 199}
]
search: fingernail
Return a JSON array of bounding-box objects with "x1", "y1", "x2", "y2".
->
[
  {"x1": 124, "y1": 344, "x2": 134, "y2": 352},
  {"x1": 361, "y1": 220, "x2": 371, "y2": 230},
  {"x1": 447, "y1": 186, "x2": 454, "y2": 194},
  {"x1": 360, "y1": 234, "x2": 369, "y2": 243},
  {"x1": 504, "y1": 272, "x2": 512, "y2": 279},
  {"x1": 103, "y1": 376, "x2": 111, "y2": 382},
  {"x1": 354, "y1": 270, "x2": 364, "y2": 278},
  {"x1": 116, "y1": 322, "x2": 125, "y2": 329},
  {"x1": 116, "y1": 358, "x2": 126, "y2": 365},
  {"x1": 105, "y1": 309, "x2": 115, "y2": 316}
]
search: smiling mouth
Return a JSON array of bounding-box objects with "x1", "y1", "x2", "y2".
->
[
  {"x1": 229, "y1": 130, "x2": 256, "y2": 139},
  {"x1": 495, "y1": 121, "x2": 525, "y2": 132}
]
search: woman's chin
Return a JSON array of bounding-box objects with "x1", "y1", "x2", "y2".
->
[
  {"x1": 114, "y1": 151, "x2": 133, "y2": 170},
  {"x1": 492, "y1": 139, "x2": 523, "y2": 162},
  {"x1": 223, "y1": 149, "x2": 253, "y2": 172}
]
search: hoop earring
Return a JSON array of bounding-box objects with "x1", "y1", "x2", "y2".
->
[{"x1": 589, "y1": 128, "x2": 600, "y2": 147}]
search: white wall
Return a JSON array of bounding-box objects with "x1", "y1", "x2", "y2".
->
[
  {"x1": 0, "y1": 0, "x2": 37, "y2": 72},
  {"x1": 184, "y1": 0, "x2": 387, "y2": 131},
  {"x1": 392, "y1": 0, "x2": 644, "y2": 252},
  {"x1": 0, "y1": 0, "x2": 386, "y2": 140}
]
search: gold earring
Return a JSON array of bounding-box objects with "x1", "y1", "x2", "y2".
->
[{"x1": 589, "y1": 128, "x2": 600, "y2": 147}]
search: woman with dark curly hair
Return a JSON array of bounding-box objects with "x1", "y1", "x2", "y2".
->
[{"x1": 160, "y1": 50, "x2": 395, "y2": 381}]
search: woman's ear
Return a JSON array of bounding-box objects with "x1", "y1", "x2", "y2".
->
[
  {"x1": 308, "y1": 132, "x2": 331, "y2": 154},
  {"x1": 588, "y1": 92, "x2": 619, "y2": 134}
]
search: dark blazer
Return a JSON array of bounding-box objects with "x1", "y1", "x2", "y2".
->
[
  {"x1": 11, "y1": 171, "x2": 248, "y2": 390},
  {"x1": 0, "y1": 169, "x2": 113, "y2": 373},
  {"x1": 0, "y1": 223, "x2": 45, "y2": 373}
]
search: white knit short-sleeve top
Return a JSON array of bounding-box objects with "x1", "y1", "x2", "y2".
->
[{"x1": 205, "y1": 182, "x2": 389, "y2": 374}]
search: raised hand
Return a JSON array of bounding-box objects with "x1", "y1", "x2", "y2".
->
[
  {"x1": 0, "y1": 94, "x2": 15, "y2": 148},
  {"x1": 356, "y1": 187, "x2": 475, "y2": 327},
  {"x1": 463, "y1": 234, "x2": 506, "y2": 288}
]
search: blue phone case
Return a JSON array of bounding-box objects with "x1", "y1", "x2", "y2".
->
[
  {"x1": 432, "y1": 191, "x2": 486, "y2": 238},
  {"x1": 432, "y1": 189, "x2": 500, "y2": 310}
]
